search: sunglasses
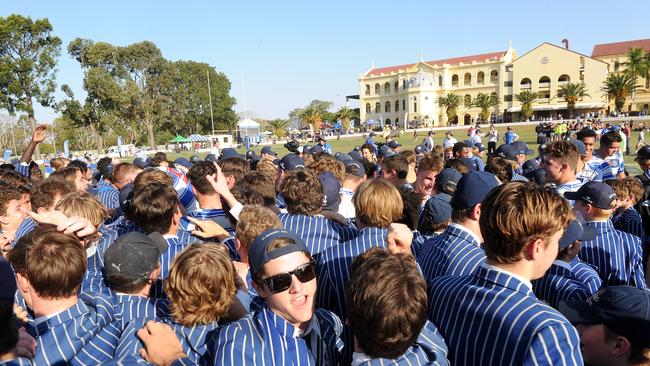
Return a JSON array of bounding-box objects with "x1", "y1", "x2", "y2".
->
[{"x1": 260, "y1": 260, "x2": 317, "y2": 293}]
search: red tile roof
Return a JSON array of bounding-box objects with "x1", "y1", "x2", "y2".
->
[
  {"x1": 592, "y1": 38, "x2": 650, "y2": 57},
  {"x1": 364, "y1": 51, "x2": 506, "y2": 77}
]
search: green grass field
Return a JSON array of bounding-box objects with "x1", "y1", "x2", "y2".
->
[{"x1": 160, "y1": 124, "x2": 646, "y2": 175}]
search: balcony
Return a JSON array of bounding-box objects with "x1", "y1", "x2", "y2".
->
[{"x1": 538, "y1": 82, "x2": 550, "y2": 89}]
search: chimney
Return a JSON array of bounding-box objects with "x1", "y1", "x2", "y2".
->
[{"x1": 561, "y1": 39, "x2": 569, "y2": 50}]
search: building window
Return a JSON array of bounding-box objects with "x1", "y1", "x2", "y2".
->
[
  {"x1": 464, "y1": 94, "x2": 472, "y2": 106},
  {"x1": 394, "y1": 81, "x2": 399, "y2": 93},
  {"x1": 414, "y1": 102, "x2": 417, "y2": 113},
  {"x1": 438, "y1": 75, "x2": 443, "y2": 87},
  {"x1": 402, "y1": 80, "x2": 407, "y2": 90},
  {"x1": 365, "y1": 103, "x2": 371, "y2": 113},
  {"x1": 365, "y1": 84, "x2": 370, "y2": 96},
  {"x1": 558, "y1": 74, "x2": 570, "y2": 84},
  {"x1": 385, "y1": 101, "x2": 391, "y2": 113},
  {"x1": 375, "y1": 84, "x2": 380, "y2": 95},
  {"x1": 539, "y1": 76, "x2": 550, "y2": 87},
  {"x1": 520, "y1": 78, "x2": 532, "y2": 89},
  {"x1": 477, "y1": 71, "x2": 485, "y2": 85},
  {"x1": 452, "y1": 74, "x2": 459, "y2": 87},
  {"x1": 464, "y1": 72, "x2": 472, "y2": 86},
  {"x1": 375, "y1": 102, "x2": 381, "y2": 113},
  {"x1": 402, "y1": 99, "x2": 406, "y2": 110},
  {"x1": 504, "y1": 80, "x2": 513, "y2": 87},
  {"x1": 490, "y1": 70, "x2": 498, "y2": 83},
  {"x1": 384, "y1": 82, "x2": 391, "y2": 94},
  {"x1": 504, "y1": 95, "x2": 513, "y2": 102},
  {"x1": 614, "y1": 61, "x2": 620, "y2": 72},
  {"x1": 395, "y1": 100, "x2": 399, "y2": 112}
]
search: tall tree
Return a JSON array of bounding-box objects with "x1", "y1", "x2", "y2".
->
[
  {"x1": 471, "y1": 93, "x2": 499, "y2": 123},
  {"x1": 267, "y1": 119, "x2": 291, "y2": 139},
  {"x1": 514, "y1": 90, "x2": 538, "y2": 121},
  {"x1": 623, "y1": 48, "x2": 650, "y2": 110},
  {"x1": 0, "y1": 15, "x2": 61, "y2": 159},
  {"x1": 437, "y1": 93, "x2": 462, "y2": 125},
  {"x1": 292, "y1": 100, "x2": 333, "y2": 133},
  {"x1": 335, "y1": 106, "x2": 358, "y2": 133},
  {"x1": 556, "y1": 82, "x2": 590, "y2": 118},
  {"x1": 601, "y1": 73, "x2": 637, "y2": 113}
]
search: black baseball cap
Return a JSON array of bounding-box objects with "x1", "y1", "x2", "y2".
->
[
  {"x1": 249, "y1": 228, "x2": 310, "y2": 277},
  {"x1": 636, "y1": 145, "x2": 650, "y2": 161},
  {"x1": 261, "y1": 146, "x2": 277, "y2": 156},
  {"x1": 450, "y1": 171, "x2": 499, "y2": 210},
  {"x1": 564, "y1": 181, "x2": 617, "y2": 209},
  {"x1": 104, "y1": 232, "x2": 167, "y2": 287},
  {"x1": 388, "y1": 141, "x2": 401, "y2": 149},
  {"x1": 560, "y1": 286, "x2": 650, "y2": 347},
  {"x1": 279, "y1": 154, "x2": 305, "y2": 171}
]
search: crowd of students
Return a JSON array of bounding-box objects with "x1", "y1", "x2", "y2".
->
[{"x1": 1, "y1": 123, "x2": 650, "y2": 366}]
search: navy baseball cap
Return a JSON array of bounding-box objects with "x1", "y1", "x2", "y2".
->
[
  {"x1": 522, "y1": 159, "x2": 540, "y2": 176},
  {"x1": 560, "y1": 286, "x2": 650, "y2": 347},
  {"x1": 474, "y1": 143, "x2": 486, "y2": 152},
  {"x1": 204, "y1": 153, "x2": 218, "y2": 162},
  {"x1": 220, "y1": 148, "x2": 244, "y2": 159},
  {"x1": 189, "y1": 155, "x2": 200, "y2": 164},
  {"x1": 317, "y1": 136, "x2": 326, "y2": 142},
  {"x1": 174, "y1": 158, "x2": 192, "y2": 169},
  {"x1": 494, "y1": 144, "x2": 514, "y2": 160},
  {"x1": 104, "y1": 232, "x2": 168, "y2": 287},
  {"x1": 461, "y1": 157, "x2": 478, "y2": 171},
  {"x1": 510, "y1": 141, "x2": 534, "y2": 156},
  {"x1": 345, "y1": 161, "x2": 365, "y2": 177},
  {"x1": 388, "y1": 141, "x2": 401, "y2": 149},
  {"x1": 422, "y1": 195, "x2": 452, "y2": 225},
  {"x1": 559, "y1": 219, "x2": 597, "y2": 249},
  {"x1": 564, "y1": 181, "x2": 617, "y2": 209},
  {"x1": 435, "y1": 168, "x2": 462, "y2": 194},
  {"x1": 319, "y1": 172, "x2": 341, "y2": 212},
  {"x1": 378, "y1": 145, "x2": 395, "y2": 158},
  {"x1": 261, "y1": 146, "x2": 277, "y2": 156},
  {"x1": 463, "y1": 139, "x2": 474, "y2": 147},
  {"x1": 310, "y1": 145, "x2": 324, "y2": 154},
  {"x1": 348, "y1": 150, "x2": 363, "y2": 162},
  {"x1": 133, "y1": 157, "x2": 151, "y2": 169},
  {"x1": 636, "y1": 145, "x2": 650, "y2": 161},
  {"x1": 415, "y1": 145, "x2": 423, "y2": 154},
  {"x1": 249, "y1": 228, "x2": 310, "y2": 277},
  {"x1": 571, "y1": 139, "x2": 587, "y2": 155},
  {"x1": 119, "y1": 182, "x2": 135, "y2": 212},
  {"x1": 450, "y1": 171, "x2": 499, "y2": 210},
  {"x1": 279, "y1": 154, "x2": 305, "y2": 171},
  {"x1": 0, "y1": 257, "x2": 16, "y2": 300},
  {"x1": 335, "y1": 153, "x2": 353, "y2": 163}
]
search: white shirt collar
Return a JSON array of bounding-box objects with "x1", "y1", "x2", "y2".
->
[
  {"x1": 448, "y1": 223, "x2": 481, "y2": 246},
  {"x1": 351, "y1": 352, "x2": 373, "y2": 366},
  {"x1": 483, "y1": 262, "x2": 533, "y2": 289},
  {"x1": 552, "y1": 259, "x2": 572, "y2": 271},
  {"x1": 33, "y1": 307, "x2": 68, "y2": 326},
  {"x1": 163, "y1": 234, "x2": 177, "y2": 239},
  {"x1": 293, "y1": 315, "x2": 321, "y2": 338},
  {"x1": 85, "y1": 243, "x2": 97, "y2": 258}
]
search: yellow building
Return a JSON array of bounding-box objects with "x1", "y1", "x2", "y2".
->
[
  {"x1": 359, "y1": 41, "x2": 617, "y2": 125},
  {"x1": 592, "y1": 38, "x2": 650, "y2": 114}
]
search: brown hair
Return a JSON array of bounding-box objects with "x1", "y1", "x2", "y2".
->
[
  {"x1": 400, "y1": 150, "x2": 416, "y2": 165},
  {"x1": 150, "y1": 152, "x2": 168, "y2": 167},
  {"x1": 444, "y1": 158, "x2": 469, "y2": 174},
  {"x1": 50, "y1": 157, "x2": 70, "y2": 170},
  {"x1": 55, "y1": 192, "x2": 109, "y2": 228},
  {"x1": 354, "y1": 179, "x2": 403, "y2": 228},
  {"x1": 624, "y1": 177, "x2": 645, "y2": 204},
  {"x1": 480, "y1": 182, "x2": 572, "y2": 264},
  {"x1": 417, "y1": 153, "x2": 444, "y2": 174},
  {"x1": 8, "y1": 227, "x2": 86, "y2": 299},
  {"x1": 0, "y1": 171, "x2": 29, "y2": 188},
  {"x1": 217, "y1": 157, "x2": 250, "y2": 183},
  {"x1": 133, "y1": 169, "x2": 173, "y2": 194},
  {"x1": 255, "y1": 159, "x2": 277, "y2": 179},
  {"x1": 164, "y1": 243, "x2": 237, "y2": 327},
  {"x1": 132, "y1": 184, "x2": 180, "y2": 234},
  {"x1": 381, "y1": 155, "x2": 409, "y2": 179},
  {"x1": 434, "y1": 145, "x2": 445, "y2": 157},
  {"x1": 31, "y1": 180, "x2": 75, "y2": 212},
  {"x1": 485, "y1": 157, "x2": 513, "y2": 183},
  {"x1": 236, "y1": 205, "x2": 282, "y2": 252},
  {"x1": 347, "y1": 248, "x2": 427, "y2": 359},
  {"x1": 0, "y1": 187, "x2": 22, "y2": 216},
  {"x1": 230, "y1": 183, "x2": 265, "y2": 206},
  {"x1": 48, "y1": 166, "x2": 80, "y2": 188},
  {"x1": 601, "y1": 130, "x2": 622, "y2": 147},
  {"x1": 280, "y1": 170, "x2": 324, "y2": 216},
  {"x1": 240, "y1": 172, "x2": 276, "y2": 207},
  {"x1": 308, "y1": 154, "x2": 345, "y2": 184},
  {"x1": 544, "y1": 140, "x2": 579, "y2": 171},
  {"x1": 110, "y1": 163, "x2": 141, "y2": 186},
  {"x1": 186, "y1": 161, "x2": 218, "y2": 195}
]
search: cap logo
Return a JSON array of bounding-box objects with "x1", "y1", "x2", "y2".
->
[{"x1": 111, "y1": 263, "x2": 122, "y2": 272}]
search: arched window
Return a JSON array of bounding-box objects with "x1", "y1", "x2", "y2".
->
[
  {"x1": 490, "y1": 70, "x2": 498, "y2": 83},
  {"x1": 365, "y1": 84, "x2": 370, "y2": 96},
  {"x1": 520, "y1": 78, "x2": 532, "y2": 89},
  {"x1": 375, "y1": 102, "x2": 381, "y2": 113},
  {"x1": 384, "y1": 82, "x2": 391, "y2": 94},
  {"x1": 477, "y1": 71, "x2": 485, "y2": 85},
  {"x1": 365, "y1": 103, "x2": 371, "y2": 113},
  {"x1": 558, "y1": 74, "x2": 570, "y2": 84},
  {"x1": 438, "y1": 74, "x2": 443, "y2": 87},
  {"x1": 394, "y1": 81, "x2": 399, "y2": 93},
  {"x1": 539, "y1": 76, "x2": 550, "y2": 85},
  {"x1": 385, "y1": 101, "x2": 391, "y2": 113},
  {"x1": 395, "y1": 100, "x2": 399, "y2": 112},
  {"x1": 451, "y1": 74, "x2": 459, "y2": 87},
  {"x1": 464, "y1": 73, "x2": 472, "y2": 86},
  {"x1": 464, "y1": 94, "x2": 472, "y2": 106},
  {"x1": 374, "y1": 83, "x2": 380, "y2": 95}
]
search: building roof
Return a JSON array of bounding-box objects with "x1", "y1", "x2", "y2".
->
[
  {"x1": 364, "y1": 51, "x2": 506, "y2": 77},
  {"x1": 592, "y1": 38, "x2": 650, "y2": 57}
]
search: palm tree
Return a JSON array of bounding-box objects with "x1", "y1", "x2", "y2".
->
[
  {"x1": 335, "y1": 106, "x2": 358, "y2": 134},
  {"x1": 301, "y1": 107, "x2": 322, "y2": 134},
  {"x1": 471, "y1": 93, "x2": 500, "y2": 123},
  {"x1": 623, "y1": 48, "x2": 650, "y2": 110},
  {"x1": 601, "y1": 74, "x2": 637, "y2": 113},
  {"x1": 514, "y1": 90, "x2": 538, "y2": 121},
  {"x1": 437, "y1": 93, "x2": 462, "y2": 125},
  {"x1": 556, "y1": 82, "x2": 590, "y2": 118},
  {"x1": 267, "y1": 119, "x2": 291, "y2": 139}
]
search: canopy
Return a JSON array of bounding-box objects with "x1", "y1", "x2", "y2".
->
[
  {"x1": 507, "y1": 102, "x2": 606, "y2": 113},
  {"x1": 170, "y1": 135, "x2": 188, "y2": 143},
  {"x1": 188, "y1": 134, "x2": 210, "y2": 142},
  {"x1": 237, "y1": 119, "x2": 260, "y2": 128}
]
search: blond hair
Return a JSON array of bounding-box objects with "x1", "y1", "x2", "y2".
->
[
  {"x1": 354, "y1": 179, "x2": 403, "y2": 228},
  {"x1": 164, "y1": 243, "x2": 237, "y2": 327},
  {"x1": 236, "y1": 205, "x2": 282, "y2": 251},
  {"x1": 133, "y1": 169, "x2": 173, "y2": 194},
  {"x1": 55, "y1": 191, "x2": 109, "y2": 227}
]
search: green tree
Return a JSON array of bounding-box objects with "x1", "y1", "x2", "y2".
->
[
  {"x1": 437, "y1": 93, "x2": 462, "y2": 125},
  {"x1": 556, "y1": 82, "x2": 590, "y2": 118},
  {"x1": 267, "y1": 119, "x2": 291, "y2": 139},
  {"x1": 514, "y1": 90, "x2": 538, "y2": 121},
  {"x1": 292, "y1": 100, "x2": 333, "y2": 133},
  {"x1": 471, "y1": 93, "x2": 500, "y2": 122},
  {"x1": 335, "y1": 106, "x2": 358, "y2": 133},
  {"x1": 623, "y1": 48, "x2": 650, "y2": 110},
  {"x1": 602, "y1": 73, "x2": 637, "y2": 113},
  {"x1": 0, "y1": 14, "x2": 62, "y2": 159}
]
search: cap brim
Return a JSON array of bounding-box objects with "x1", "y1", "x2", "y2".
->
[
  {"x1": 147, "y1": 232, "x2": 168, "y2": 253},
  {"x1": 558, "y1": 300, "x2": 600, "y2": 325},
  {"x1": 579, "y1": 225, "x2": 597, "y2": 242},
  {"x1": 564, "y1": 191, "x2": 581, "y2": 201}
]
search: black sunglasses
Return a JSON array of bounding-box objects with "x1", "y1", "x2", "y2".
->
[{"x1": 260, "y1": 260, "x2": 317, "y2": 294}]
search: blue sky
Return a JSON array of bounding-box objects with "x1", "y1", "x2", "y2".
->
[{"x1": 1, "y1": 0, "x2": 647, "y2": 122}]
